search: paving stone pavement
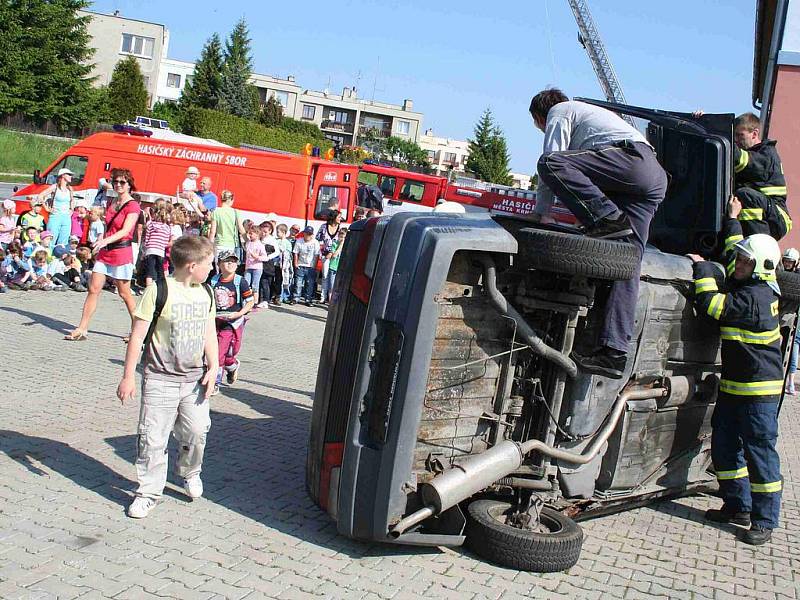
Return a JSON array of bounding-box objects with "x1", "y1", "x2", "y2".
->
[{"x1": 0, "y1": 290, "x2": 798, "y2": 600}]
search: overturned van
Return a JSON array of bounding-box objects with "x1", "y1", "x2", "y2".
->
[{"x1": 306, "y1": 101, "x2": 800, "y2": 572}]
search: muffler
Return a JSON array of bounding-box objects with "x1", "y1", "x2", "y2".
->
[{"x1": 389, "y1": 386, "x2": 667, "y2": 537}]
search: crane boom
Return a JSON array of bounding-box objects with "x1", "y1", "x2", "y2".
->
[{"x1": 566, "y1": 0, "x2": 636, "y2": 127}]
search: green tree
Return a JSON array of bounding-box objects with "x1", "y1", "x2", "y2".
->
[
  {"x1": 180, "y1": 33, "x2": 223, "y2": 110},
  {"x1": 466, "y1": 108, "x2": 513, "y2": 185},
  {"x1": 259, "y1": 95, "x2": 283, "y2": 127},
  {"x1": 385, "y1": 136, "x2": 431, "y2": 172},
  {"x1": 0, "y1": 0, "x2": 96, "y2": 130},
  {"x1": 107, "y1": 56, "x2": 148, "y2": 123},
  {"x1": 218, "y1": 18, "x2": 255, "y2": 118},
  {"x1": 150, "y1": 101, "x2": 182, "y2": 130}
]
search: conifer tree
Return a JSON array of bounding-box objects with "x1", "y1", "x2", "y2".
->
[
  {"x1": 180, "y1": 33, "x2": 223, "y2": 110},
  {"x1": 0, "y1": 0, "x2": 96, "y2": 129},
  {"x1": 466, "y1": 108, "x2": 514, "y2": 185},
  {"x1": 107, "y1": 56, "x2": 148, "y2": 122},
  {"x1": 218, "y1": 18, "x2": 255, "y2": 119},
  {"x1": 259, "y1": 95, "x2": 283, "y2": 127}
]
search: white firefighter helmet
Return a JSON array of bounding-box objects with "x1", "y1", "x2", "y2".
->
[
  {"x1": 734, "y1": 234, "x2": 781, "y2": 277},
  {"x1": 782, "y1": 247, "x2": 799, "y2": 263}
]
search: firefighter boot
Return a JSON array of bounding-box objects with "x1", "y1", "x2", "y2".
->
[
  {"x1": 739, "y1": 524, "x2": 772, "y2": 545},
  {"x1": 704, "y1": 505, "x2": 751, "y2": 527}
]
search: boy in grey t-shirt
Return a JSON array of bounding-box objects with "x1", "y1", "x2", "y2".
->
[{"x1": 289, "y1": 226, "x2": 320, "y2": 306}]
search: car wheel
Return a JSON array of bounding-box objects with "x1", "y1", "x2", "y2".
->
[
  {"x1": 777, "y1": 269, "x2": 800, "y2": 303},
  {"x1": 517, "y1": 227, "x2": 640, "y2": 280},
  {"x1": 465, "y1": 499, "x2": 583, "y2": 572}
]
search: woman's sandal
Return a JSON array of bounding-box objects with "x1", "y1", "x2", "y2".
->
[{"x1": 64, "y1": 330, "x2": 88, "y2": 341}]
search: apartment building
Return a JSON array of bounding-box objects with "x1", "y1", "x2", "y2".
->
[
  {"x1": 283, "y1": 87, "x2": 423, "y2": 147},
  {"x1": 80, "y1": 10, "x2": 169, "y2": 107},
  {"x1": 155, "y1": 58, "x2": 195, "y2": 104},
  {"x1": 419, "y1": 130, "x2": 470, "y2": 176}
]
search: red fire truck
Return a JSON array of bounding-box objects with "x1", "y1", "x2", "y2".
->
[{"x1": 11, "y1": 131, "x2": 360, "y2": 228}]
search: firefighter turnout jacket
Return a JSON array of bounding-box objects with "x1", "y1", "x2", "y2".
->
[
  {"x1": 734, "y1": 139, "x2": 791, "y2": 237},
  {"x1": 693, "y1": 219, "x2": 783, "y2": 402}
]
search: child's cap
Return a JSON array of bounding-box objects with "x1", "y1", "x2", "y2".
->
[
  {"x1": 53, "y1": 245, "x2": 70, "y2": 259},
  {"x1": 218, "y1": 250, "x2": 239, "y2": 263},
  {"x1": 2, "y1": 199, "x2": 15, "y2": 211},
  {"x1": 303, "y1": 226, "x2": 314, "y2": 235},
  {"x1": 40, "y1": 230, "x2": 53, "y2": 240},
  {"x1": 186, "y1": 166, "x2": 200, "y2": 175},
  {"x1": 69, "y1": 235, "x2": 80, "y2": 242}
]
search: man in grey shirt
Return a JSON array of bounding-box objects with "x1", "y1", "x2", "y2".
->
[{"x1": 530, "y1": 88, "x2": 668, "y2": 378}]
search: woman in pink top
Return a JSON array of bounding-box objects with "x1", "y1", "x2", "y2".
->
[{"x1": 65, "y1": 168, "x2": 142, "y2": 341}]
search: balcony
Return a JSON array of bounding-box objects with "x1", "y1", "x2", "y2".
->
[
  {"x1": 321, "y1": 119, "x2": 354, "y2": 134},
  {"x1": 358, "y1": 124, "x2": 392, "y2": 139}
]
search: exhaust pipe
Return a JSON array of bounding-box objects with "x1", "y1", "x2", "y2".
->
[
  {"x1": 389, "y1": 386, "x2": 667, "y2": 537},
  {"x1": 478, "y1": 255, "x2": 578, "y2": 378}
]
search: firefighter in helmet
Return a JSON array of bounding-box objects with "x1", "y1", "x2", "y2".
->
[{"x1": 688, "y1": 197, "x2": 784, "y2": 545}]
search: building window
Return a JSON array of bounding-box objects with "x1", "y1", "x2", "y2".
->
[
  {"x1": 396, "y1": 120, "x2": 410, "y2": 135},
  {"x1": 444, "y1": 152, "x2": 457, "y2": 163},
  {"x1": 272, "y1": 90, "x2": 289, "y2": 107},
  {"x1": 330, "y1": 110, "x2": 350, "y2": 124},
  {"x1": 166, "y1": 73, "x2": 181, "y2": 88},
  {"x1": 302, "y1": 105, "x2": 315, "y2": 120},
  {"x1": 121, "y1": 33, "x2": 155, "y2": 59},
  {"x1": 426, "y1": 150, "x2": 436, "y2": 161}
]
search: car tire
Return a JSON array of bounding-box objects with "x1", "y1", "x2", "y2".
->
[
  {"x1": 517, "y1": 227, "x2": 640, "y2": 280},
  {"x1": 465, "y1": 499, "x2": 583, "y2": 573},
  {"x1": 777, "y1": 269, "x2": 800, "y2": 303}
]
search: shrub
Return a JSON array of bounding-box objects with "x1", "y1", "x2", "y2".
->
[{"x1": 181, "y1": 107, "x2": 330, "y2": 153}]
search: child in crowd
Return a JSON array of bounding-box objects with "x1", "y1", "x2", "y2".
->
[
  {"x1": 170, "y1": 208, "x2": 185, "y2": 241},
  {"x1": 3, "y1": 242, "x2": 32, "y2": 290},
  {"x1": 258, "y1": 221, "x2": 279, "y2": 307},
  {"x1": 0, "y1": 248, "x2": 7, "y2": 293},
  {"x1": 211, "y1": 251, "x2": 254, "y2": 395},
  {"x1": 142, "y1": 203, "x2": 172, "y2": 286},
  {"x1": 38, "y1": 230, "x2": 54, "y2": 260},
  {"x1": 71, "y1": 205, "x2": 88, "y2": 240},
  {"x1": 31, "y1": 249, "x2": 65, "y2": 291},
  {"x1": 24, "y1": 226, "x2": 40, "y2": 248},
  {"x1": 76, "y1": 246, "x2": 93, "y2": 286},
  {"x1": 117, "y1": 235, "x2": 218, "y2": 519},
  {"x1": 0, "y1": 199, "x2": 16, "y2": 250},
  {"x1": 49, "y1": 245, "x2": 86, "y2": 292},
  {"x1": 290, "y1": 226, "x2": 320, "y2": 306},
  {"x1": 244, "y1": 226, "x2": 269, "y2": 306},
  {"x1": 68, "y1": 235, "x2": 80, "y2": 255},
  {"x1": 185, "y1": 212, "x2": 202, "y2": 237},
  {"x1": 323, "y1": 228, "x2": 347, "y2": 304},
  {"x1": 181, "y1": 166, "x2": 200, "y2": 197},
  {"x1": 88, "y1": 206, "x2": 105, "y2": 244},
  {"x1": 276, "y1": 224, "x2": 294, "y2": 302},
  {"x1": 18, "y1": 198, "x2": 45, "y2": 241}
]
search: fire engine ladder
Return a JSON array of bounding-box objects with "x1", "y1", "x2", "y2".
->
[{"x1": 566, "y1": 0, "x2": 636, "y2": 128}]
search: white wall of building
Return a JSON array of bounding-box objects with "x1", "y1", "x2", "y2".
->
[{"x1": 155, "y1": 58, "x2": 195, "y2": 104}]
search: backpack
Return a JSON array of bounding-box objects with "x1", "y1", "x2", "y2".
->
[
  {"x1": 210, "y1": 273, "x2": 243, "y2": 307},
  {"x1": 142, "y1": 278, "x2": 213, "y2": 352}
]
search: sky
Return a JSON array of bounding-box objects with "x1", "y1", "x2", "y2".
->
[{"x1": 88, "y1": 0, "x2": 758, "y2": 174}]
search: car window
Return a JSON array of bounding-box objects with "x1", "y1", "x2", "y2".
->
[
  {"x1": 315, "y1": 186, "x2": 350, "y2": 220},
  {"x1": 379, "y1": 176, "x2": 396, "y2": 197},
  {"x1": 399, "y1": 180, "x2": 425, "y2": 203},
  {"x1": 44, "y1": 155, "x2": 89, "y2": 186}
]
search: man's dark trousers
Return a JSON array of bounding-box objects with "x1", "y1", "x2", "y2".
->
[
  {"x1": 711, "y1": 399, "x2": 782, "y2": 529},
  {"x1": 538, "y1": 141, "x2": 668, "y2": 353}
]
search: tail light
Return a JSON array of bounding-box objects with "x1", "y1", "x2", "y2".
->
[
  {"x1": 319, "y1": 442, "x2": 344, "y2": 511},
  {"x1": 350, "y1": 217, "x2": 386, "y2": 304}
]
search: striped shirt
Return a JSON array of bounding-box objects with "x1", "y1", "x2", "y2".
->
[{"x1": 144, "y1": 221, "x2": 172, "y2": 257}]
